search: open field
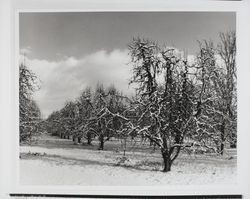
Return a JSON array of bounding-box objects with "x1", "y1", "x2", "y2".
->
[{"x1": 19, "y1": 134, "x2": 237, "y2": 186}]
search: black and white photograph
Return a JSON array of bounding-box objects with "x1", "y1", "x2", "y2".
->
[
  {"x1": 18, "y1": 11, "x2": 238, "y2": 187},
  {"x1": 2, "y1": 0, "x2": 250, "y2": 198}
]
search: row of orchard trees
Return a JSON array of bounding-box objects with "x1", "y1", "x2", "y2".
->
[
  {"x1": 45, "y1": 31, "x2": 236, "y2": 172},
  {"x1": 46, "y1": 84, "x2": 130, "y2": 150}
]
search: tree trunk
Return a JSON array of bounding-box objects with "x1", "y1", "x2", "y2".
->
[
  {"x1": 230, "y1": 142, "x2": 236, "y2": 148},
  {"x1": 77, "y1": 137, "x2": 81, "y2": 143},
  {"x1": 87, "y1": 132, "x2": 92, "y2": 145},
  {"x1": 98, "y1": 134, "x2": 104, "y2": 150},
  {"x1": 153, "y1": 143, "x2": 156, "y2": 151},
  {"x1": 87, "y1": 138, "x2": 92, "y2": 145},
  {"x1": 161, "y1": 150, "x2": 171, "y2": 172},
  {"x1": 123, "y1": 138, "x2": 127, "y2": 156},
  {"x1": 73, "y1": 136, "x2": 78, "y2": 145},
  {"x1": 220, "y1": 121, "x2": 225, "y2": 155}
]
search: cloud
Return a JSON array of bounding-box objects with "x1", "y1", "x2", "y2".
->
[
  {"x1": 23, "y1": 48, "x2": 218, "y2": 118},
  {"x1": 20, "y1": 46, "x2": 32, "y2": 55},
  {"x1": 24, "y1": 49, "x2": 133, "y2": 118}
]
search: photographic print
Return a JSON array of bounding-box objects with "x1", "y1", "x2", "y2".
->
[{"x1": 18, "y1": 12, "x2": 237, "y2": 186}]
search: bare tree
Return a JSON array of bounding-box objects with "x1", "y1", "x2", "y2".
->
[
  {"x1": 77, "y1": 87, "x2": 93, "y2": 144},
  {"x1": 128, "y1": 38, "x2": 197, "y2": 172},
  {"x1": 19, "y1": 63, "x2": 41, "y2": 142},
  {"x1": 90, "y1": 84, "x2": 128, "y2": 150},
  {"x1": 194, "y1": 32, "x2": 237, "y2": 155},
  {"x1": 217, "y1": 31, "x2": 237, "y2": 150}
]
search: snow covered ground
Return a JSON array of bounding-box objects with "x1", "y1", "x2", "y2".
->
[{"x1": 19, "y1": 134, "x2": 237, "y2": 186}]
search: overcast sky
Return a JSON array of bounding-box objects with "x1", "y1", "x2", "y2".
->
[{"x1": 19, "y1": 12, "x2": 236, "y2": 118}]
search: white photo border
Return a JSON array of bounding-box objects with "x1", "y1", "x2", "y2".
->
[{"x1": 8, "y1": 0, "x2": 250, "y2": 197}]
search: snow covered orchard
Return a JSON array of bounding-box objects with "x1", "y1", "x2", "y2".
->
[{"x1": 20, "y1": 32, "x2": 237, "y2": 173}]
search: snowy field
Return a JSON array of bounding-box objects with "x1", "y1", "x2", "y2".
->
[{"x1": 20, "y1": 134, "x2": 237, "y2": 186}]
